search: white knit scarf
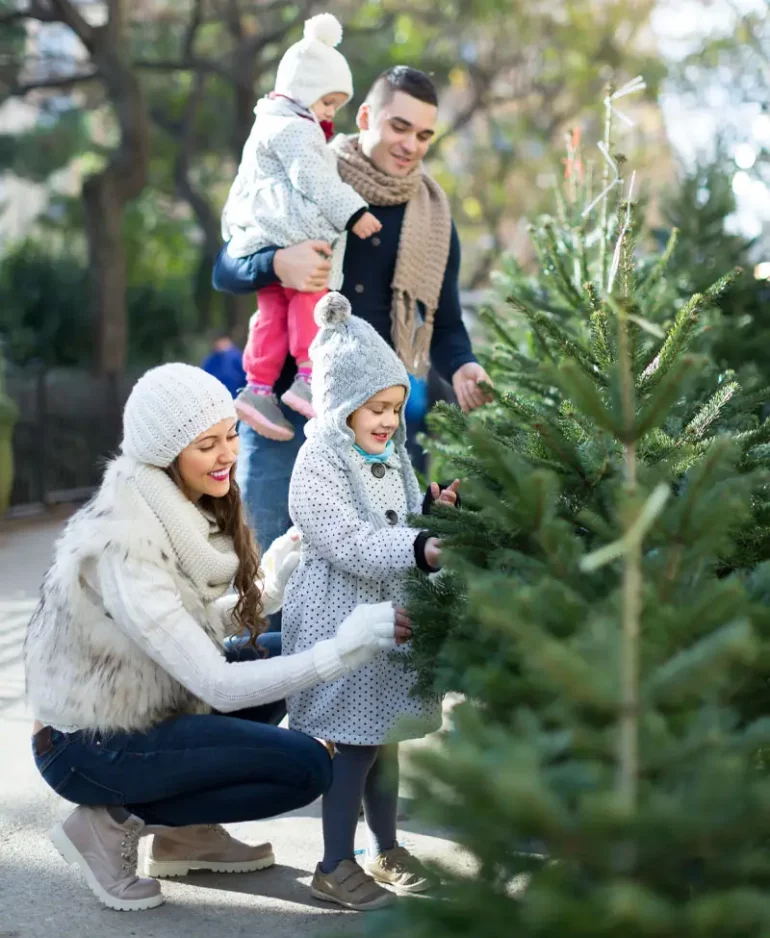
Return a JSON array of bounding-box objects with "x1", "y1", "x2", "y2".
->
[{"x1": 129, "y1": 460, "x2": 238, "y2": 602}]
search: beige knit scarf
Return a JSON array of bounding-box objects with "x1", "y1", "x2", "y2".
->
[{"x1": 331, "y1": 134, "x2": 452, "y2": 376}]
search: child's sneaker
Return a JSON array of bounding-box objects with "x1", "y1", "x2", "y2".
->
[
  {"x1": 310, "y1": 859, "x2": 395, "y2": 910},
  {"x1": 365, "y1": 845, "x2": 436, "y2": 893},
  {"x1": 235, "y1": 387, "x2": 295, "y2": 441},
  {"x1": 281, "y1": 376, "x2": 315, "y2": 419}
]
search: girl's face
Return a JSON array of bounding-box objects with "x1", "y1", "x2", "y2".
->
[
  {"x1": 310, "y1": 91, "x2": 348, "y2": 123},
  {"x1": 177, "y1": 419, "x2": 240, "y2": 502},
  {"x1": 348, "y1": 386, "x2": 406, "y2": 454}
]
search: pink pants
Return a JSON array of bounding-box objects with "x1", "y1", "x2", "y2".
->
[{"x1": 242, "y1": 284, "x2": 326, "y2": 388}]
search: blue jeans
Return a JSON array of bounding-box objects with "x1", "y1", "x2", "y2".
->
[
  {"x1": 237, "y1": 417, "x2": 306, "y2": 632},
  {"x1": 32, "y1": 635, "x2": 331, "y2": 826}
]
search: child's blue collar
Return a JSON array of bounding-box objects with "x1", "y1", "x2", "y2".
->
[{"x1": 353, "y1": 441, "x2": 394, "y2": 464}]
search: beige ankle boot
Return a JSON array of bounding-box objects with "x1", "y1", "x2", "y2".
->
[
  {"x1": 49, "y1": 806, "x2": 164, "y2": 911},
  {"x1": 144, "y1": 824, "x2": 275, "y2": 878}
]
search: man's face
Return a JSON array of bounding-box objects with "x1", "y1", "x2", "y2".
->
[{"x1": 357, "y1": 90, "x2": 437, "y2": 177}]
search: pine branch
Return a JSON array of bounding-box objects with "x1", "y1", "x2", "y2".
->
[
  {"x1": 681, "y1": 381, "x2": 740, "y2": 443},
  {"x1": 638, "y1": 292, "x2": 708, "y2": 392},
  {"x1": 509, "y1": 296, "x2": 603, "y2": 383},
  {"x1": 639, "y1": 227, "x2": 679, "y2": 298}
]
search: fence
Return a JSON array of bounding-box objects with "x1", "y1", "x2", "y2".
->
[{"x1": 5, "y1": 364, "x2": 140, "y2": 512}]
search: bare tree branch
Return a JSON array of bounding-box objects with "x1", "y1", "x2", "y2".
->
[
  {"x1": 5, "y1": 68, "x2": 99, "y2": 93},
  {"x1": 0, "y1": 1, "x2": 60, "y2": 26},
  {"x1": 133, "y1": 57, "x2": 230, "y2": 79},
  {"x1": 49, "y1": 0, "x2": 96, "y2": 53},
  {"x1": 182, "y1": 0, "x2": 204, "y2": 60}
]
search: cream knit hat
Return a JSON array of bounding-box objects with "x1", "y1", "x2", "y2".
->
[
  {"x1": 122, "y1": 363, "x2": 237, "y2": 468},
  {"x1": 274, "y1": 14, "x2": 353, "y2": 109}
]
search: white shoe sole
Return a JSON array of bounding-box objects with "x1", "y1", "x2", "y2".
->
[
  {"x1": 49, "y1": 823, "x2": 164, "y2": 912},
  {"x1": 144, "y1": 852, "x2": 275, "y2": 878},
  {"x1": 310, "y1": 885, "x2": 396, "y2": 911}
]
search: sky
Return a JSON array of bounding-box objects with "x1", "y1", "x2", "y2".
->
[{"x1": 651, "y1": 0, "x2": 770, "y2": 243}]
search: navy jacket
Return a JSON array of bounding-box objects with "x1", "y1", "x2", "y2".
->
[{"x1": 213, "y1": 201, "x2": 476, "y2": 396}]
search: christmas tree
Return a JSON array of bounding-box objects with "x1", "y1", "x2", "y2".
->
[
  {"x1": 654, "y1": 156, "x2": 770, "y2": 384},
  {"x1": 377, "y1": 84, "x2": 770, "y2": 936}
]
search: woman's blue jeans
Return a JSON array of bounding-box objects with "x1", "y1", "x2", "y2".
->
[{"x1": 31, "y1": 633, "x2": 332, "y2": 826}]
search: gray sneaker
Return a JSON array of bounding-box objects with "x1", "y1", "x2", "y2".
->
[
  {"x1": 310, "y1": 859, "x2": 395, "y2": 911},
  {"x1": 365, "y1": 844, "x2": 437, "y2": 893},
  {"x1": 49, "y1": 806, "x2": 164, "y2": 911},
  {"x1": 281, "y1": 376, "x2": 315, "y2": 419},
  {"x1": 144, "y1": 824, "x2": 274, "y2": 878},
  {"x1": 235, "y1": 387, "x2": 295, "y2": 441}
]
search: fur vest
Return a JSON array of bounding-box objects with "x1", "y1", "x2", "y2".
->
[{"x1": 24, "y1": 456, "x2": 240, "y2": 734}]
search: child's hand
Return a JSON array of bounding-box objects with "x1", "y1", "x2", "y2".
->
[
  {"x1": 425, "y1": 537, "x2": 442, "y2": 569},
  {"x1": 352, "y1": 211, "x2": 382, "y2": 239},
  {"x1": 430, "y1": 479, "x2": 460, "y2": 507}
]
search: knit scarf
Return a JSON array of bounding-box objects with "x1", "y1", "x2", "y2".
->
[
  {"x1": 330, "y1": 134, "x2": 452, "y2": 377},
  {"x1": 130, "y1": 460, "x2": 239, "y2": 602}
]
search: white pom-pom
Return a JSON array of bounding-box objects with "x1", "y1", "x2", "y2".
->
[
  {"x1": 315, "y1": 291, "x2": 351, "y2": 327},
  {"x1": 304, "y1": 13, "x2": 343, "y2": 47}
]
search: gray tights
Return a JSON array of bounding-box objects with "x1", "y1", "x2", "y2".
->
[{"x1": 320, "y1": 743, "x2": 399, "y2": 873}]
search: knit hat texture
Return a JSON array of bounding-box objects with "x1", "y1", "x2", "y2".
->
[
  {"x1": 122, "y1": 363, "x2": 237, "y2": 468},
  {"x1": 274, "y1": 14, "x2": 353, "y2": 109},
  {"x1": 309, "y1": 292, "x2": 410, "y2": 449}
]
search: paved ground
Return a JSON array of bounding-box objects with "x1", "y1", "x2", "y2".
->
[{"x1": 0, "y1": 513, "x2": 469, "y2": 938}]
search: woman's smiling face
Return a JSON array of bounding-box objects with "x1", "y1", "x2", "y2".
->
[{"x1": 176, "y1": 419, "x2": 240, "y2": 502}]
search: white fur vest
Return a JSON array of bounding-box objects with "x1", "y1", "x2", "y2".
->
[{"x1": 24, "y1": 456, "x2": 239, "y2": 734}]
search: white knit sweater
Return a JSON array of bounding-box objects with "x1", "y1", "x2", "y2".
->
[{"x1": 23, "y1": 455, "x2": 352, "y2": 734}]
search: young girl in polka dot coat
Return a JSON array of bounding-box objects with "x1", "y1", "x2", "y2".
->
[
  {"x1": 281, "y1": 292, "x2": 459, "y2": 911},
  {"x1": 221, "y1": 13, "x2": 381, "y2": 442}
]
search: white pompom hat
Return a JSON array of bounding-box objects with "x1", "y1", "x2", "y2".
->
[
  {"x1": 121, "y1": 363, "x2": 237, "y2": 468},
  {"x1": 274, "y1": 13, "x2": 353, "y2": 109}
]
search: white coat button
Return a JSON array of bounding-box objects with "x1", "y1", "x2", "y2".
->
[
  {"x1": 371, "y1": 463, "x2": 386, "y2": 479},
  {"x1": 385, "y1": 509, "x2": 398, "y2": 525}
]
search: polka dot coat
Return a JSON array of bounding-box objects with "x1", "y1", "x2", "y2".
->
[{"x1": 282, "y1": 443, "x2": 442, "y2": 745}]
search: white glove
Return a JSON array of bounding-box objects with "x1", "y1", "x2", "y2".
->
[
  {"x1": 260, "y1": 527, "x2": 301, "y2": 609},
  {"x1": 333, "y1": 602, "x2": 397, "y2": 671}
]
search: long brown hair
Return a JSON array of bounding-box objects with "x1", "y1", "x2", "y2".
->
[{"x1": 166, "y1": 461, "x2": 266, "y2": 645}]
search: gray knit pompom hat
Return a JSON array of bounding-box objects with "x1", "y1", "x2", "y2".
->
[
  {"x1": 122, "y1": 363, "x2": 237, "y2": 468},
  {"x1": 309, "y1": 292, "x2": 410, "y2": 446}
]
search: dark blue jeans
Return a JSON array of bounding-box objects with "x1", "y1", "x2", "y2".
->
[{"x1": 32, "y1": 634, "x2": 331, "y2": 826}]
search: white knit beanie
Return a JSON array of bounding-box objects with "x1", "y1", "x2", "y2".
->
[
  {"x1": 274, "y1": 14, "x2": 353, "y2": 109},
  {"x1": 122, "y1": 363, "x2": 237, "y2": 468}
]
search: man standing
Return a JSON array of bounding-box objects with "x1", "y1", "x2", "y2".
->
[{"x1": 214, "y1": 66, "x2": 490, "y2": 571}]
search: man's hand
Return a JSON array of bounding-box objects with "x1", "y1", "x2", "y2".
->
[
  {"x1": 429, "y1": 479, "x2": 460, "y2": 506},
  {"x1": 452, "y1": 362, "x2": 493, "y2": 413},
  {"x1": 352, "y1": 211, "x2": 383, "y2": 240},
  {"x1": 273, "y1": 241, "x2": 332, "y2": 292}
]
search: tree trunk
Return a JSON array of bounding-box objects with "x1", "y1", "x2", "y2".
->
[
  {"x1": 83, "y1": 173, "x2": 128, "y2": 375},
  {"x1": 86, "y1": 3, "x2": 149, "y2": 375}
]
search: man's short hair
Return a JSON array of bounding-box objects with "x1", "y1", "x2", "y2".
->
[{"x1": 366, "y1": 66, "x2": 438, "y2": 112}]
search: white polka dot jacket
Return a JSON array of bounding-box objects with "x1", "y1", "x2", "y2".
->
[
  {"x1": 282, "y1": 299, "x2": 443, "y2": 744},
  {"x1": 220, "y1": 95, "x2": 367, "y2": 289}
]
